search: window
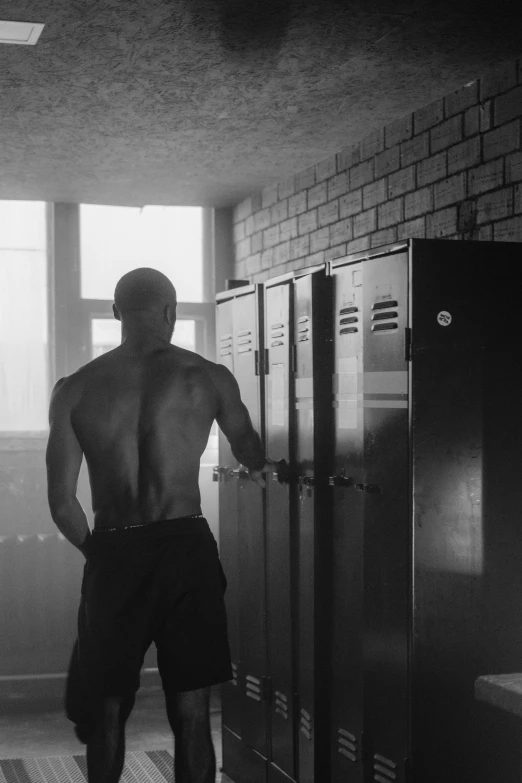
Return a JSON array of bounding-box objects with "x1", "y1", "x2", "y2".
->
[
  {"x1": 0, "y1": 201, "x2": 48, "y2": 432},
  {"x1": 80, "y1": 205, "x2": 204, "y2": 302}
]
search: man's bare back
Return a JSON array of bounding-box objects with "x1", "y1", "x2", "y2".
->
[
  {"x1": 65, "y1": 343, "x2": 219, "y2": 529},
  {"x1": 47, "y1": 339, "x2": 267, "y2": 544}
]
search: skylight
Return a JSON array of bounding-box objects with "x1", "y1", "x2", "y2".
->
[{"x1": 0, "y1": 21, "x2": 44, "y2": 45}]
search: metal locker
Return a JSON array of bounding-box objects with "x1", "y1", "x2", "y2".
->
[
  {"x1": 328, "y1": 261, "x2": 365, "y2": 783},
  {"x1": 293, "y1": 267, "x2": 334, "y2": 783},
  {"x1": 215, "y1": 295, "x2": 242, "y2": 739},
  {"x1": 233, "y1": 289, "x2": 269, "y2": 760},
  {"x1": 216, "y1": 285, "x2": 268, "y2": 783},
  {"x1": 330, "y1": 238, "x2": 522, "y2": 783},
  {"x1": 408, "y1": 238, "x2": 522, "y2": 783},
  {"x1": 264, "y1": 275, "x2": 296, "y2": 783},
  {"x1": 360, "y1": 251, "x2": 410, "y2": 783}
]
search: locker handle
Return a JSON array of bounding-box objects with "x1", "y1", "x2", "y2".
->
[
  {"x1": 355, "y1": 483, "x2": 383, "y2": 494},
  {"x1": 228, "y1": 468, "x2": 250, "y2": 480},
  {"x1": 213, "y1": 465, "x2": 231, "y2": 482},
  {"x1": 328, "y1": 475, "x2": 354, "y2": 487}
]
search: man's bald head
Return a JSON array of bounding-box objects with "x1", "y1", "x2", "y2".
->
[{"x1": 114, "y1": 268, "x2": 177, "y2": 316}]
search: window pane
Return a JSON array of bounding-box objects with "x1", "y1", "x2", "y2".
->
[
  {"x1": 91, "y1": 318, "x2": 196, "y2": 358},
  {"x1": 0, "y1": 201, "x2": 46, "y2": 250},
  {"x1": 91, "y1": 319, "x2": 121, "y2": 358},
  {"x1": 0, "y1": 202, "x2": 48, "y2": 430},
  {"x1": 80, "y1": 205, "x2": 203, "y2": 302},
  {"x1": 172, "y1": 320, "x2": 196, "y2": 352}
]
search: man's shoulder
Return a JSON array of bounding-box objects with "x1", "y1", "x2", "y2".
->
[
  {"x1": 51, "y1": 352, "x2": 110, "y2": 399},
  {"x1": 169, "y1": 346, "x2": 222, "y2": 376}
]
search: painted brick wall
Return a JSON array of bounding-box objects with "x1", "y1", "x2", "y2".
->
[{"x1": 232, "y1": 57, "x2": 522, "y2": 283}]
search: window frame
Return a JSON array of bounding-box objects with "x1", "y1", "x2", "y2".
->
[
  {"x1": 0, "y1": 203, "x2": 222, "y2": 442},
  {"x1": 51, "y1": 204, "x2": 216, "y2": 381}
]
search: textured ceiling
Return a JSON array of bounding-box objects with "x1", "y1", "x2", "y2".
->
[{"x1": 0, "y1": 0, "x2": 521, "y2": 207}]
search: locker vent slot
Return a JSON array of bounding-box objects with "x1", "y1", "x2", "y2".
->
[
  {"x1": 271, "y1": 340, "x2": 284, "y2": 347},
  {"x1": 373, "y1": 754, "x2": 397, "y2": 782},
  {"x1": 298, "y1": 315, "x2": 309, "y2": 324},
  {"x1": 372, "y1": 311, "x2": 398, "y2": 321},
  {"x1": 340, "y1": 327, "x2": 358, "y2": 335},
  {"x1": 340, "y1": 306, "x2": 358, "y2": 315},
  {"x1": 300, "y1": 707, "x2": 312, "y2": 740},
  {"x1": 245, "y1": 675, "x2": 262, "y2": 702},
  {"x1": 274, "y1": 690, "x2": 289, "y2": 720},
  {"x1": 271, "y1": 331, "x2": 284, "y2": 338},
  {"x1": 372, "y1": 300, "x2": 398, "y2": 310},
  {"x1": 337, "y1": 728, "x2": 357, "y2": 762},
  {"x1": 298, "y1": 326, "x2": 309, "y2": 333},
  {"x1": 230, "y1": 662, "x2": 238, "y2": 687},
  {"x1": 219, "y1": 333, "x2": 232, "y2": 342},
  {"x1": 298, "y1": 335, "x2": 309, "y2": 342},
  {"x1": 271, "y1": 322, "x2": 284, "y2": 329},
  {"x1": 237, "y1": 337, "x2": 252, "y2": 345},
  {"x1": 372, "y1": 323, "x2": 398, "y2": 332},
  {"x1": 237, "y1": 329, "x2": 251, "y2": 337},
  {"x1": 219, "y1": 348, "x2": 232, "y2": 356},
  {"x1": 237, "y1": 346, "x2": 252, "y2": 353},
  {"x1": 340, "y1": 316, "x2": 358, "y2": 325}
]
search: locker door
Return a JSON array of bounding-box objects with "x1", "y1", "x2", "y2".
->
[
  {"x1": 361, "y1": 252, "x2": 410, "y2": 782},
  {"x1": 265, "y1": 281, "x2": 296, "y2": 782},
  {"x1": 216, "y1": 299, "x2": 241, "y2": 737},
  {"x1": 233, "y1": 290, "x2": 269, "y2": 759},
  {"x1": 329, "y1": 262, "x2": 365, "y2": 783},
  {"x1": 294, "y1": 270, "x2": 333, "y2": 783}
]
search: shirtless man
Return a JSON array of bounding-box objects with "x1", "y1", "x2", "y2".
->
[{"x1": 46, "y1": 267, "x2": 271, "y2": 783}]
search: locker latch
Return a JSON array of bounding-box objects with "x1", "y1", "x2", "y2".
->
[
  {"x1": 228, "y1": 468, "x2": 250, "y2": 480},
  {"x1": 355, "y1": 483, "x2": 383, "y2": 494},
  {"x1": 212, "y1": 466, "x2": 230, "y2": 482},
  {"x1": 298, "y1": 475, "x2": 315, "y2": 497},
  {"x1": 328, "y1": 474, "x2": 354, "y2": 487}
]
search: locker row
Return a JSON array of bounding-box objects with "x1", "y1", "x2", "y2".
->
[{"x1": 215, "y1": 239, "x2": 522, "y2": 783}]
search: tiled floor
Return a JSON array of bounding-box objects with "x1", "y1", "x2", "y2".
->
[{"x1": 0, "y1": 686, "x2": 234, "y2": 783}]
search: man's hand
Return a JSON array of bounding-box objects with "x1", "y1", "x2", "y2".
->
[{"x1": 248, "y1": 459, "x2": 278, "y2": 488}]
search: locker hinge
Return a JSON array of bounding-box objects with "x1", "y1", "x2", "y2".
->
[
  {"x1": 264, "y1": 348, "x2": 269, "y2": 374},
  {"x1": 255, "y1": 349, "x2": 260, "y2": 376},
  {"x1": 404, "y1": 327, "x2": 412, "y2": 362},
  {"x1": 291, "y1": 344, "x2": 297, "y2": 374},
  {"x1": 261, "y1": 677, "x2": 272, "y2": 701}
]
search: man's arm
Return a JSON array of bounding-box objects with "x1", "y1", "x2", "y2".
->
[
  {"x1": 46, "y1": 379, "x2": 91, "y2": 557},
  {"x1": 214, "y1": 364, "x2": 273, "y2": 484}
]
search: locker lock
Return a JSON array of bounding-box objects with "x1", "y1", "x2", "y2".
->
[
  {"x1": 228, "y1": 468, "x2": 250, "y2": 480},
  {"x1": 213, "y1": 466, "x2": 230, "y2": 483}
]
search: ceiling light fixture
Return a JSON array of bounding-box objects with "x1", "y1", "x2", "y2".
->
[{"x1": 0, "y1": 20, "x2": 45, "y2": 45}]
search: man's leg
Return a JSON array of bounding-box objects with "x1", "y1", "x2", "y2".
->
[
  {"x1": 86, "y1": 694, "x2": 135, "y2": 783},
  {"x1": 165, "y1": 687, "x2": 215, "y2": 783}
]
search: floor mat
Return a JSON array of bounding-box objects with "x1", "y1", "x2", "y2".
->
[{"x1": 0, "y1": 750, "x2": 174, "y2": 783}]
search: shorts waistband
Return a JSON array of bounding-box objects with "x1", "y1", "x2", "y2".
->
[{"x1": 91, "y1": 515, "x2": 208, "y2": 539}]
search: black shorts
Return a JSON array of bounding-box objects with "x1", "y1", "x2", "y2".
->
[{"x1": 65, "y1": 516, "x2": 232, "y2": 740}]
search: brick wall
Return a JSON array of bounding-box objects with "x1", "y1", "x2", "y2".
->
[{"x1": 232, "y1": 57, "x2": 522, "y2": 283}]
